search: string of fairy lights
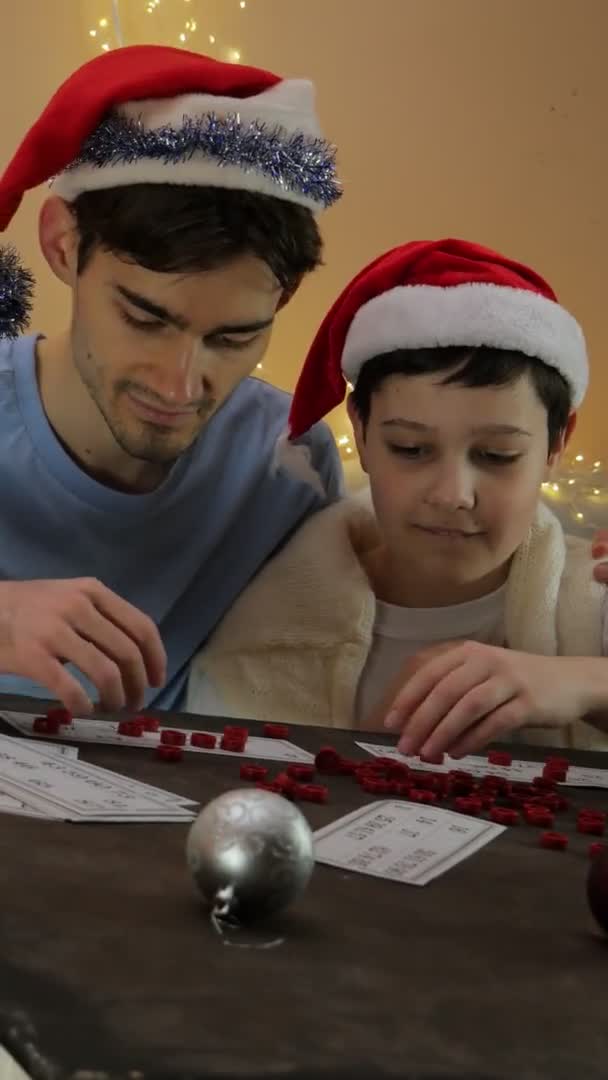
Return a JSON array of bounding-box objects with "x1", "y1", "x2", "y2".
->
[{"x1": 88, "y1": 0, "x2": 246, "y2": 60}]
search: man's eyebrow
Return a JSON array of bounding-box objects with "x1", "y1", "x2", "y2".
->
[
  {"x1": 115, "y1": 285, "x2": 274, "y2": 336},
  {"x1": 115, "y1": 285, "x2": 189, "y2": 330}
]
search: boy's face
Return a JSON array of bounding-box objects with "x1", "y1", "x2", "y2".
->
[{"x1": 349, "y1": 370, "x2": 569, "y2": 593}]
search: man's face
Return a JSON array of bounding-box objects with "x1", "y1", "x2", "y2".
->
[{"x1": 71, "y1": 248, "x2": 282, "y2": 465}]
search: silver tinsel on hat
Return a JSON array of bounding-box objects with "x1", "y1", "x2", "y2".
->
[
  {"x1": 0, "y1": 246, "x2": 34, "y2": 339},
  {"x1": 67, "y1": 111, "x2": 342, "y2": 209}
]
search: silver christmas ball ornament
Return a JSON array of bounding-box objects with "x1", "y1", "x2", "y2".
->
[{"x1": 186, "y1": 788, "x2": 315, "y2": 922}]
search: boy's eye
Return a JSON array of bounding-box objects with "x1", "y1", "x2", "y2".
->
[
  {"x1": 477, "y1": 451, "x2": 522, "y2": 465},
  {"x1": 388, "y1": 444, "x2": 425, "y2": 458}
]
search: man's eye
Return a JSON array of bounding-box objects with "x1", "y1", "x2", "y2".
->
[
  {"x1": 212, "y1": 335, "x2": 258, "y2": 351},
  {"x1": 120, "y1": 310, "x2": 164, "y2": 332}
]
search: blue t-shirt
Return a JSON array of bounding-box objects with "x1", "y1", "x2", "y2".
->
[{"x1": 0, "y1": 335, "x2": 342, "y2": 708}]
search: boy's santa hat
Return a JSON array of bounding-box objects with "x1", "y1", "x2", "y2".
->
[
  {"x1": 286, "y1": 238, "x2": 588, "y2": 441},
  {"x1": 0, "y1": 44, "x2": 341, "y2": 338}
]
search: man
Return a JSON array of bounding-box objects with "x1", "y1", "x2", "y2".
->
[{"x1": 0, "y1": 44, "x2": 343, "y2": 716}]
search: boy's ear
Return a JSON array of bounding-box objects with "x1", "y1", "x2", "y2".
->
[
  {"x1": 346, "y1": 393, "x2": 369, "y2": 474},
  {"x1": 546, "y1": 410, "x2": 577, "y2": 474}
]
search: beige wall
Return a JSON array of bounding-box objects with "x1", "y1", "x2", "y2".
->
[{"x1": 3, "y1": 0, "x2": 607, "y2": 477}]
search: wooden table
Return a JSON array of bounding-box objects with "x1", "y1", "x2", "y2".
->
[{"x1": 1, "y1": 696, "x2": 607, "y2": 1080}]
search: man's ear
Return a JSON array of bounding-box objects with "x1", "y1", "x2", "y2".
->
[
  {"x1": 346, "y1": 393, "x2": 369, "y2": 474},
  {"x1": 38, "y1": 196, "x2": 79, "y2": 287}
]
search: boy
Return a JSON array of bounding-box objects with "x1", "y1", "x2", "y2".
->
[
  {"x1": 0, "y1": 44, "x2": 342, "y2": 715},
  {"x1": 188, "y1": 238, "x2": 608, "y2": 752}
]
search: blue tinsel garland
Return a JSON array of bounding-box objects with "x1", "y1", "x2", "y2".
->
[
  {"x1": 0, "y1": 246, "x2": 34, "y2": 339},
  {"x1": 66, "y1": 111, "x2": 342, "y2": 209}
]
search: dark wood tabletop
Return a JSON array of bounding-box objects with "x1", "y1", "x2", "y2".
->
[{"x1": 1, "y1": 694, "x2": 607, "y2": 1080}]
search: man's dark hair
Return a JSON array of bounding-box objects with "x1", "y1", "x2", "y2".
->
[
  {"x1": 350, "y1": 346, "x2": 572, "y2": 454},
  {"x1": 72, "y1": 184, "x2": 322, "y2": 290}
]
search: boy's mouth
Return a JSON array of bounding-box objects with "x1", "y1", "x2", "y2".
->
[{"x1": 413, "y1": 524, "x2": 482, "y2": 539}]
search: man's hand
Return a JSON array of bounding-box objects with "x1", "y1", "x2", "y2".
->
[
  {"x1": 0, "y1": 578, "x2": 167, "y2": 716},
  {"x1": 592, "y1": 529, "x2": 608, "y2": 585},
  {"x1": 384, "y1": 641, "x2": 605, "y2": 759}
]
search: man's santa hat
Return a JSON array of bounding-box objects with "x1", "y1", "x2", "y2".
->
[
  {"x1": 286, "y1": 237, "x2": 588, "y2": 442},
  {"x1": 0, "y1": 44, "x2": 341, "y2": 338}
]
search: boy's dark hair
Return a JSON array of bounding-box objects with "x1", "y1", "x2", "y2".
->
[
  {"x1": 72, "y1": 184, "x2": 323, "y2": 290},
  {"x1": 350, "y1": 346, "x2": 572, "y2": 453}
]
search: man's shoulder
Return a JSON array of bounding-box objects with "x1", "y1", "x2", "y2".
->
[{"x1": 223, "y1": 377, "x2": 331, "y2": 441}]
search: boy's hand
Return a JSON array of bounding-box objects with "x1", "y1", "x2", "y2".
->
[
  {"x1": 592, "y1": 529, "x2": 608, "y2": 584},
  {"x1": 384, "y1": 641, "x2": 604, "y2": 758}
]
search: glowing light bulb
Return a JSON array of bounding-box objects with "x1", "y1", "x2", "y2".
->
[
  {"x1": 209, "y1": 34, "x2": 216, "y2": 43},
  {"x1": 575, "y1": 454, "x2": 584, "y2": 462},
  {"x1": 240, "y1": 1, "x2": 246, "y2": 7},
  {"x1": 179, "y1": 32, "x2": 186, "y2": 41},
  {"x1": 101, "y1": 42, "x2": 110, "y2": 51},
  {"x1": 228, "y1": 48, "x2": 241, "y2": 62},
  {"x1": 594, "y1": 460, "x2": 602, "y2": 468},
  {"x1": 99, "y1": 17, "x2": 109, "y2": 27},
  {"x1": 594, "y1": 489, "x2": 601, "y2": 496},
  {"x1": 346, "y1": 447, "x2": 353, "y2": 454},
  {"x1": 552, "y1": 483, "x2": 559, "y2": 492},
  {"x1": 576, "y1": 512, "x2": 584, "y2": 521},
  {"x1": 337, "y1": 435, "x2": 349, "y2": 446},
  {"x1": 89, "y1": 29, "x2": 97, "y2": 36},
  {"x1": 256, "y1": 363, "x2": 263, "y2": 370}
]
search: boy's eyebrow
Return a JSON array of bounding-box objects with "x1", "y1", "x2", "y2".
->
[
  {"x1": 382, "y1": 419, "x2": 533, "y2": 437},
  {"x1": 114, "y1": 285, "x2": 274, "y2": 336}
]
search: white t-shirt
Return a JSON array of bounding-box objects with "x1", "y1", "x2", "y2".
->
[{"x1": 355, "y1": 584, "x2": 508, "y2": 728}]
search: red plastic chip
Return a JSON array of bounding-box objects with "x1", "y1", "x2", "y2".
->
[
  {"x1": 117, "y1": 719, "x2": 144, "y2": 737},
  {"x1": 490, "y1": 807, "x2": 520, "y2": 826},
  {"x1": 409, "y1": 788, "x2": 438, "y2": 805},
  {"x1": 577, "y1": 818, "x2": 606, "y2": 836},
  {"x1": 523, "y1": 806, "x2": 554, "y2": 827},
  {"x1": 542, "y1": 765, "x2": 567, "y2": 782},
  {"x1": 220, "y1": 736, "x2": 246, "y2": 752},
  {"x1": 545, "y1": 756, "x2": 569, "y2": 770},
  {"x1": 155, "y1": 745, "x2": 183, "y2": 763},
  {"x1": 487, "y1": 751, "x2": 512, "y2": 766},
  {"x1": 298, "y1": 783, "x2": 328, "y2": 803},
  {"x1": 262, "y1": 723, "x2": 289, "y2": 740},
  {"x1": 539, "y1": 831, "x2": 568, "y2": 850},
  {"x1": 135, "y1": 715, "x2": 160, "y2": 733},
  {"x1": 286, "y1": 764, "x2": 315, "y2": 782},
  {"x1": 46, "y1": 707, "x2": 72, "y2": 726},
  {"x1": 190, "y1": 732, "x2": 217, "y2": 749},
  {"x1": 160, "y1": 729, "x2": 186, "y2": 747},
  {"x1": 315, "y1": 746, "x2": 343, "y2": 774},
  {"x1": 33, "y1": 716, "x2": 61, "y2": 735}
]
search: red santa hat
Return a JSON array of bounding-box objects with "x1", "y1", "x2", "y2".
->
[
  {"x1": 0, "y1": 44, "x2": 340, "y2": 338},
  {"x1": 287, "y1": 238, "x2": 588, "y2": 441}
]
